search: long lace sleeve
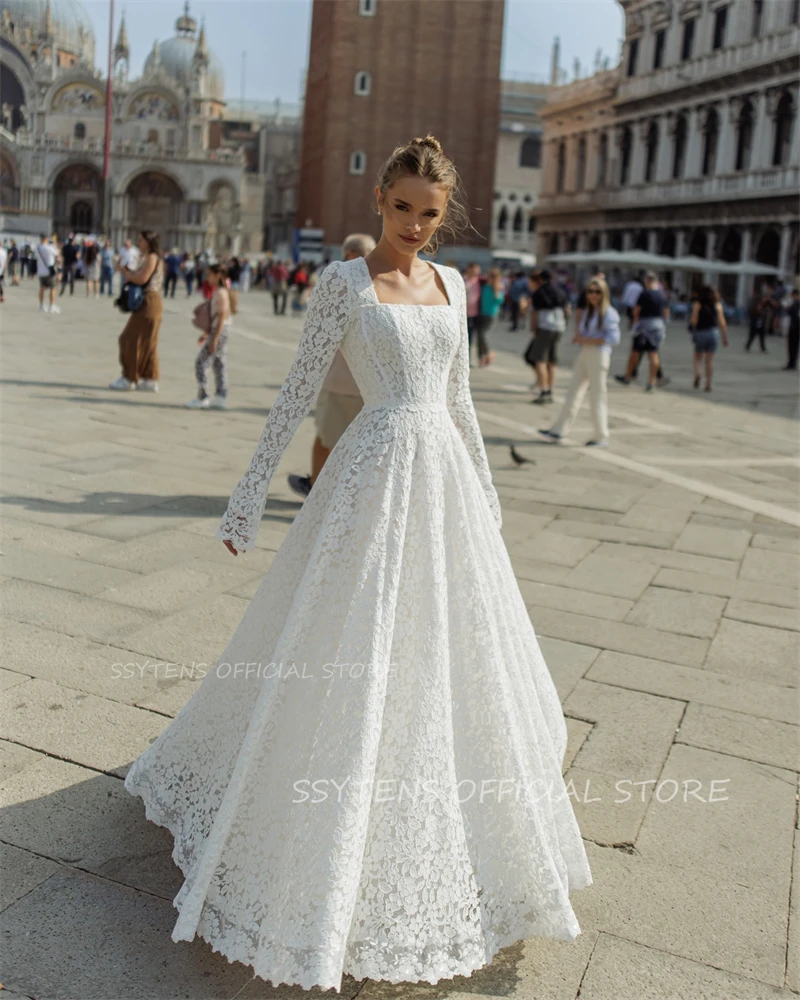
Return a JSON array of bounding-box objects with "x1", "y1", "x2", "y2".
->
[
  {"x1": 446, "y1": 274, "x2": 502, "y2": 529},
  {"x1": 216, "y1": 261, "x2": 351, "y2": 552}
]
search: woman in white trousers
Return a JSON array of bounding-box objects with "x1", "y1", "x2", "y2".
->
[{"x1": 539, "y1": 277, "x2": 620, "y2": 447}]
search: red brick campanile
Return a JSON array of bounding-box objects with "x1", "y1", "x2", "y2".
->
[{"x1": 297, "y1": 0, "x2": 505, "y2": 258}]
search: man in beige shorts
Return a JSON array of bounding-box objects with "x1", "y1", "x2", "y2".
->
[{"x1": 287, "y1": 233, "x2": 376, "y2": 498}]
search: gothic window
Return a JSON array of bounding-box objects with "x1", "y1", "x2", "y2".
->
[
  {"x1": 520, "y1": 135, "x2": 541, "y2": 168},
  {"x1": 713, "y1": 6, "x2": 728, "y2": 50},
  {"x1": 359, "y1": 0, "x2": 376, "y2": 15},
  {"x1": 681, "y1": 18, "x2": 695, "y2": 61},
  {"x1": 556, "y1": 139, "x2": 566, "y2": 193},
  {"x1": 576, "y1": 135, "x2": 587, "y2": 191},
  {"x1": 73, "y1": 122, "x2": 86, "y2": 139},
  {"x1": 702, "y1": 108, "x2": 719, "y2": 176},
  {"x1": 626, "y1": 37, "x2": 639, "y2": 77},
  {"x1": 653, "y1": 29, "x2": 666, "y2": 69},
  {"x1": 354, "y1": 71, "x2": 371, "y2": 96},
  {"x1": 527, "y1": 215, "x2": 536, "y2": 233},
  {"x1": 735, "y1": 100, "x2": 754, "y2": 171},
  {"x1": 672, "y1": 114, "x2": 688, "y2": 178},
  {"x1": 619, "y1": 126, "x2": 632, "y2": 185},
  {"x1": 513, "y1": 207, "x2": 524, "y2": 232},
  {"x1": 349, "y1": 150, "x2": 366, "y2": 175},
  {"x1": 792, "y1": 0, "x2": 800, "y2": 24},
  {"x1": 772, "y1": 92, "x2": 794, "y2": 167},
  {"x1": 497, "y1": 205, "x2": 508, "y2": 232}
]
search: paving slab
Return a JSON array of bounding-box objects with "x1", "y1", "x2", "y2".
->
[
  {"x1": 511, "y1": 530, "x2": 601, "y2": 568},
  {"x1": 0, "y1": 678, "x2": 167, "y2": 778},
  {"x1": 652, "y1": 566, "x2": 799, "y2": 609},
  {"x1": 624, "y1": 586, "x2": 727, "y2": 639},
  {"x1": 538, "y1": 636, "x2": 600, "y2": 701},
  {"x1": 0, "y1": 840, "x2": 62, "y2": 913},
  {"x1": 586, "y1": 649, "x2": 797, "y2": 725},
  {"x1": 0, "y1": 546, "x2": 142, "y2": 597},
  {"x1": 561, "y1": 553, "x2": 659, "y2": 600},
  {"x1": 578, "y1": 932, "x2": 793, "y2": 1000},
  {"x1": 518, "y1": 580, "x2": 634, "y2": 621},
  {"x1": 740, "y1": 548, "x2": 800, "y2": 589},
  {"x1": 592, "y1": 541, "x2": 740, "y2": 578},
  {"x1": 724, "y1": 597, "x2": 800, "y2": 632},
  {"x1": 617, "y1": 503, "x2": 692, "y2": 534},
  {"x1": 788, "y1": 828, "x2": 800, "y2": 994},
  {"x1": 547, "y1": 520, "x2": 677, "y2": 549},
  {"x1": 705, "y1": 619, "x2": 799, "y2": 688},
  {"x1": 674, "y1": 523, "x2": 753, "y2": 560},
  {"x1": 676, "y1": 702, "x2": 800, "y2": 770}
]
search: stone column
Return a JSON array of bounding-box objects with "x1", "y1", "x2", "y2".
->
[
  {"x1": 779, "y1": 224, "x2": 791, "y2": 277},
  {"x1": 684, "y1": 105, "x2": 704, "y2": 178},
  {"x1": 565, "y1": 134, "x2": 579, "y2": 193},
  {"x1": 623, "y1": 230, "x2": 634, "y2": 251},
  {"x1": 704, "y1": 229, "x2": 719, "y2": 287},
  {"x1": 675, "y1": 230, "x2": 688, "y2": 295},
  {"x1": 648, "y1": 230, "x2": 659, "y2": 254},
  {"x1": 750, "y1": 89, "x2": 772, "y2": 171},
  {"x1": 585, "y1": 130, "x2": 600, "y2": 192},
  {"x1": 736, "y1": 227, "x2": 752, "y2": 309},
  {"x1": 656, "y1": 113, "x2": 674, "y2": 181},
  {"x1": 631, "y1": 119, "x2": 647, "y2": 185},
  {"x1": 716, "y1": 98, "x2": 735, "y2": 175}
]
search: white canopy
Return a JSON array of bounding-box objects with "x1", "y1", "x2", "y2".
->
[{"x1": 546, "y1": 249, "x2": 783, "y2": 277}]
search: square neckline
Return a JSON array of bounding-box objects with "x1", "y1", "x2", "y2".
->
[{"x1": 358, "y1": 256, "x2": 454, "y2": 309}]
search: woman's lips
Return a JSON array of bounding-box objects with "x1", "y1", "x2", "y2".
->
[{"x1": 400, "y1": 235, "x2": 419, "y2": 244}]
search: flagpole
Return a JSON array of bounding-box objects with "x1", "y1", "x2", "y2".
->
[{"x1": 102, "y1": 0, "x2": 115, "y2": 237}]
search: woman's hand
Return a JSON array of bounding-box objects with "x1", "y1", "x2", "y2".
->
[
  {"x1": 207, "y1": 337, "x2": 219, "y2": 356},
  {"x1": 197, "y1": 334, "x2": 207, "y2": 345},
  {"x1": 223, "y1": 540, "x2": 238, "y2": 556}
]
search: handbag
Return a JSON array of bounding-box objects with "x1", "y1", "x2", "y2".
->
[
  {"x1": 192, "y1": 300, "x2": 212, "y2": 333},
  {"x1": 116, "y1": 282, "x2": 144, "y2": 313}
]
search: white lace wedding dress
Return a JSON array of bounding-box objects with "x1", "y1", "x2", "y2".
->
[{"x1": 124, "y1": 256, "x2": 592, "y2": 992}]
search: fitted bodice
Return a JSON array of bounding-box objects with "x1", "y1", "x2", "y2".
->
[
  {"x1": 216, "y1": 255, "x2": 501, "y2": 552},
  {"x1": 338, "y1": 259, "x2": 460, "y2": 409}
]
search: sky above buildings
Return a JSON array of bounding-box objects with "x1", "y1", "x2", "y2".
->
[{"x1": 82, "y1": 0, "x2": 624, "y2": 104}]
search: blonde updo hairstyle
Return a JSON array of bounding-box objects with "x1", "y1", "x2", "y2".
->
[{"x1": 375, "y1": 135, "x2": 475, "y2": 256}]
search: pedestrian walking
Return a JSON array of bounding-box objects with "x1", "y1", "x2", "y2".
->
[
  {"x1": 182, "y1": 252, "x2": 196, "y2": 296},
  {"x1": 745, "y1": 284, "x2": 770, "y2": 353},
  {"x1": 463, "y1": 262, "x2": 481, "y2": 361},
  {"x1": 508, "y1": 271, "x2": 530, "y2": 331},
  {"x1": 100, "y1": 241, "x2": 115, "y2": 296},
  {"x1": 527, "y1": 268, "x2": 570, "y2": 404},
  {"x1": 164, "y1": 248, "x2": 181, "y2": 298},
  {"x1": 0, "y1": 242, "x2": 6, "y2": 303},
  {"x1": 539, "y1": 276, "x2": 620, "y2": 446},
  {"x1": 621, "y1": 272, "x2": 644, "y2": 329},
  {"x1": 83, "y1": 239, "x2": 100, "y2": 297},
  {"x1": 185, "y1": 263, "x2": 232, "y2": 410},
  {"x1": 7, "y1": 240, "x2": 20, "y2": 286},
  {"x1": 474, "y1": 267, "x2": 505, "y2": 366},
  {"x1": 690, "y1": 285, "x2": 728, "y2": 392},
  {"x1": 59, "y1": 235, "x2": 79, "y2": 296},
  {"x1": 270, "y1": 259, "x2": 289, "y2": 315},
  {"x1": 35, "y1": 234, "x2": 59, "y2": 314},
  {"x1": 287, "y1": 233, "x2": 375, "y2": 499},
  {"x1": 109, "y1": 230, "x2": 163, "y2": 392},
  {"x1": 784, "y1": 288, "x2": 799, "y2": 371},
  {"x1": 615, "y1": 271, "x2": 670, "y2": 391}
]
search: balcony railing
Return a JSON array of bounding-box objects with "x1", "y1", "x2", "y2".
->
[
  {"x1": 617, "y1": 26, "x2": 800, "y2": 104},
  {"x1": 539, "y1": 166, "x2": 799, "y2": 212}
]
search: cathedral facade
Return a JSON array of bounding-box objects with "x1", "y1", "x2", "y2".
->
[{"x1": 0, "y1": 1, "x2": 265, "y2": 253}]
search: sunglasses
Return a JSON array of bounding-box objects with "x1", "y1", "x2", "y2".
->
[{"x1": 587, "y1": 288, "x2": 602, "y2": 294}]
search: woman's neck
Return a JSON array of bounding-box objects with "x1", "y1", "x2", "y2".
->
[{"x1": 369, "y1": 236, "x2": 422, "y2": 277}]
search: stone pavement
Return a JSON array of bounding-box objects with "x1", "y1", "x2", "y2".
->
[{"x1": 0, "y1": 278, "x2": 798, "y2": 1000}]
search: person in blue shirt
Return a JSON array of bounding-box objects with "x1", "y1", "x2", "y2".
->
[
  {"x1": 508, "y1": 271, "x2": 530, "y2": 331},
  {"x1": 100, "y1": 242, "x2": 115, "y2": 296},
  {"x1": 475, "y1": 267, "x2": 506, "y2": 366},
  {"x1": 540, "y1": 277, "x2": 620, "y2": 447},
  {"x1": 164, "y1": 249, "x2": 182, "y2": 299}
]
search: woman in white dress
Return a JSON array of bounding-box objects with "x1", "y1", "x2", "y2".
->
[{"x1": 124, "y1": 135, "x2": 592, "y2": 992}]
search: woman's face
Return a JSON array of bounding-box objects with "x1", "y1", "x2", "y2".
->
[
  {"x1": 137, "y1": 235, "x2": 149, "y2": 254},
  {"x1": 375, "y1": 175, "x2": 448, "y2": 257},
  {"x1": 207, "y1": 270, "x2": 220, "y2": 288}
]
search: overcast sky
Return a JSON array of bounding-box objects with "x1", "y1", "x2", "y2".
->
[{"x1": 81, "y1": 0, "x2": 624, "y2": 104}]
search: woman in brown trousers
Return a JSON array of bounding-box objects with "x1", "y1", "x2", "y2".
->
[{"x1": 109, "y1": 230, "x2": 164, "y2": 392}]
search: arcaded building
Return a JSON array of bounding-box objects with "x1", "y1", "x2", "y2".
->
[
  {"x1": 297, "y1": 0, "x2": 505, "y2": 263},
  {"x1": 536, "y1": 0, "x2": 799, "y2": 305},
  {"x1": 0, "y1": 1, "x2": 275, "y2": 253}
]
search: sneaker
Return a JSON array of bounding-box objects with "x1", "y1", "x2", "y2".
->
[
  {"x1": 694, "y1": 375, "x2": 701, "y2": 389},
  {"x1": 614, "y1": 375, "x2": 631, "y2": 385},
  {"x1": 39, "y1": 303, "x2": 49, "y2": 312},
  {"x1": 288, "y1": 473, "x2": 313, "y2": 498},
  {"x1": 184, "y1": 396, "x2": 210, "y2": 408},
  {"x1": 136, "y1": 379, "x2": 159, "y2": 392},
  {"x1": 657, "y1": 375, "x2": 671, "y2": 388},
  {"x1": 210, "y1": 395, "x2": 227, "y2": 409},
  {"x1": 538, "y1": 428, "x2": 562, "y2": 442},
  {"x1": 585, "y1": 439, "x2": 609, "y2": 448},
  {"x1": 108, "y1": 376, "x2": 136, "y2": 390},
  {"x1": 531, "y1": 391, "x2": 550, "y2": 405},
  {"x1": 49, "y1": 304, "x2": 60, "y2": 314},
  {"x1": 645, "y1": 383, "x2": 656, "y2": 392}
]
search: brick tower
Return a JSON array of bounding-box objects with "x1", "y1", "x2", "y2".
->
[{"x1": 297, "y1": 0, "x2": 505, "y2": 262}]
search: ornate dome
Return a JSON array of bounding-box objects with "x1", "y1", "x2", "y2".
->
[
  {"x1": 0, "y1": 0, "x2": 95, "y2": 63},
  {"x1": 142, "y1": 3, "x2": 224, "y2": 102}
]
